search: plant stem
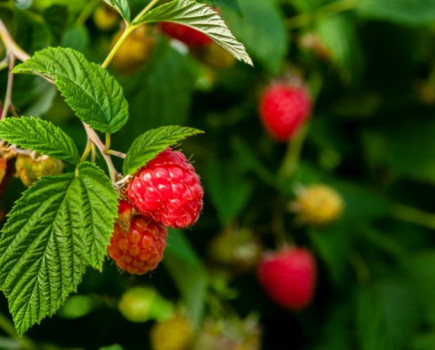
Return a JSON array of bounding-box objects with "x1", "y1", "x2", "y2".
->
[
  {"x1": 135, "y1": 0, "x2": 161, "y2": 21},
  {"x1": 101, "y1": 25, "x2": 134, "y2": 69},
  {"x1": 1, "y1": 55, "x2": 15, "y2": 119},
  {"x1": 84, "y1": 124, "x2": 118, "y2": 182},
  {"x1": 105, "y1": 132, "x2": 111, "y2": 151},
  {"x1": 0, "y1": 19, "x2": 30, "y2": 62},
  {"x1": 107, "y1": 149, "x2": 126, "y2": 159},
  {"x1": 278, "y1": 123, "x2": 309, "y2": 179},
  {"x1": 287, "y1": 0, "x2": 358, "y2": 29},
  {"x1": 390, "y1": 203, "x2": 435, "y2": 231},
  {"x1": 100, "y1": 0, "x2": 160, "y2": 69},
  {"x1": 80, "y1": 140, "x2": 92, "y2": 162}
]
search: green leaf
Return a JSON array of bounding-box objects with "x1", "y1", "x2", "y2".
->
[
  {"x1": 0, "y1": 162, "x2": 118, "y2": 334},
  {"x1": 13, "y1": 47, "x2": 129, "y2": 134},
  {"x1": 104, "y1": 0, "x2": 131, "y2": 22},
  {"x1": 221, "y1": 0, "x2": 288, "y2": 73},
  {"x1": 123, "y1": 125, "x2": 203, "y2": 175},
  {"x1": 132, "y1": 0, "x2": 253, "y2": 65},
  {"x1": 358, "y1": 0, "x2": 435, "y2": 26},
  {"x1": 164, "y1": 231, "x2": 207, "y2": 329},
  {"x1": 201, "y1": 0, "x2": 240, "y2": 11},
  {"x1": 0, "y1": 117, "x2": 80, "y2": 164}
]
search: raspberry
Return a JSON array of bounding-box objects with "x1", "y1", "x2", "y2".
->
[
  {"x1": 127, "y1": 148, "x2": 203, "y2": 229},
  {"x1": 259, "y1": 83, "x2": 312, "y2": 142},
  {"x1": 108, "y1": 216, "x2": 168, "y2": 275},
  {"x1": 257, "y1": 248, "x2": 316, "y2": 310},
  {"x1": 159, "y1": 22, "x2": 212, "y2": 48},
  {"x1": 291, "y1": 184, "x2": 343, "y2": 226},
  {"x1": 150, "y1": 315, "x2": 193, "y2": 350},
  {"x1": 15, "y1": 154, "x2": 64, "y2": 187}
]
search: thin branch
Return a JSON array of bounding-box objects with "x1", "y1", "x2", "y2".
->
[
  {"x1": 1, "y1": 54, "x2": 16, "y2": 119},
  {"x1": 0, "y1": 19, "x2": 30, "y2": 62}
]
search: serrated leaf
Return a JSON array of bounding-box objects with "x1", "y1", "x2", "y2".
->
[
  {"x1": 133, "y1": 0, "x2": 253, "y2": 65},
  {"x1": 13, "y1": 47, "x2": 129, "y2": 134},
  {"x1": 104, "y1": 0, "x2": 131, "y2": 22},
  {"x1": 0, "y1": 117, "x2": 80, "y2": 164},
  {"x1": 0, "y1": 162, "x2": 118, "y2": 334},
  {"x1": 123, "y1": 125, "x2": 203, "y2": 174}
]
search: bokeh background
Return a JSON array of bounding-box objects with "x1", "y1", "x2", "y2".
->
[{"x1": 2, "y1": 0, "x2": 435, "y2": 349}]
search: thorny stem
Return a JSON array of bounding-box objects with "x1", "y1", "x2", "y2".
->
[
  {"x1": 1, "y1": 54, "x2": 16, "y2": 119},
  {"x1": 287, "y1": 0, "x2": 358, "y2": 29}
]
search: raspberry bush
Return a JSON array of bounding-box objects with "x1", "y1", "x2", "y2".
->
[{"x1": 1, "y1": 0, "x2": 435, "y2": 349}]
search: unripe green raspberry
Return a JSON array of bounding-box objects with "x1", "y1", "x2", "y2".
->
[
  {"x1": 291, "y1": 184, "x2": 343, "y2": 226},
  {"x1": 15, "y1": 154, "x2": 64, "y2": 187},
  {"x1": 150, "y1": 315, "x2": 193, "y2": 350}
]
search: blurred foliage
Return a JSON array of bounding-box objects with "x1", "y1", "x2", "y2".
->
[{"x1": 1, "y1": 0, "x2": 435, "y2": 348}]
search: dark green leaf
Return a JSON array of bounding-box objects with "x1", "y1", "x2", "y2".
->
[
  {"x1": 13, "y1": 47, "x2": 129, "y2": 133},
  {"x1": 0, "y1": 117, "x2": 80, "y2": 164},
  {"x1": 123, "y1": 125, "x2": 203, "y2": 175}
]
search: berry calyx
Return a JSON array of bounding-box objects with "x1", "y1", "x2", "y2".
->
[
  {"x1": 127, "y1": 148, "x2": 203, "y2": 229},
  {"x1": 291, "y1": 184, "x2": 343, "y2": 226},
  {"x1": 15, "y1": 154, "x2": 64, "y2": 187},
  {"x1": 257, "y1": 248, "x2": 316, "y2": 310},
  {"x1": 159, "y1": 22, "x2": 212, "y2": 48},
  {"x1": 108, "y1": 216, "x2": 168, "y2": 275},
  {"x1": 259, "y1": 83, "x2": 312, "y2": 142}
]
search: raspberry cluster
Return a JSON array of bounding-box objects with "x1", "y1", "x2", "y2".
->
[{"x1": 108, "y1": 148, "x2": 203, "y2": 275}]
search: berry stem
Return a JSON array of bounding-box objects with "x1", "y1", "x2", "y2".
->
[
  {"x1": 0, "y1": 19, "x2": 30, "y2": 62},
  {"x1": 100, "y1": 0, "x2": 160, "y2": 69},
  {"x1": 80, "y1": 140, "x2": 93, "y2": 163},
  {"x1": 390, "y1": 203, "x2": 435, "y2": 231},
  {"x1": 1, "y1": 54, "x2": 17, "y2": 119},
  {"x1": 278, "y1": 122, "x2": 309, "y2": 180}
]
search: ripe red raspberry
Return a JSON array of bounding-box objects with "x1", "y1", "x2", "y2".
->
[
  {"x1": 159, "y1": 22, "x2": 212, "y2": 48},
  {"x1": 259, "y1": 83, "x2": 312, "y2": 142},
  {"x1": 127, "y1": 148, "x2": 203, "y2": 229},
  {"x1": 257, "y1": 248, "x2": 316, "y2": 310},
  {"x1": 108, "y1": 215, "x2": 168, "y2": 275}
]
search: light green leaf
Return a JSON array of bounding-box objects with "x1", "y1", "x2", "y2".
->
[
  {"x1": 0, "y1": 117, "x2": 80, "y2": 164},
  {"x1": 104, "y1": 0, "x2": 131, "y2": 22},
  {"x1": 133, "y1": 0, "x2": 253, "y2": 65},
  {"x1": 123, "y1": 125, "x2": 203, "y2": 174},
  {"x1": 0, "y1": 162, "x2": 118, "y2": 334},
  {"x1": 13, "y1": 47, "x2": 129, "y2": 133}
]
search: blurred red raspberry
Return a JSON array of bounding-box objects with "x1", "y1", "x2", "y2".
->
[
  {"x1": 258, "y1": 248, "x2": 316, "y2": 310},
  {"x1": 259, "y1": 83, "x2": 312, "y2": 142}
]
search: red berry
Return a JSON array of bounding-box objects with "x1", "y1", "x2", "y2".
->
[
  {"x1": 257, "y1": 248, "x2": 316, "y2": 310},
  {"x1": 159, "y1": 22, "x2": 212, "y2": 48},
  {"x1": 259, "y1": 83, "x2": 312, "y2": 142},
  {"x1": 127, "y1": 149, "x2": 203, "y2": 229},
  {"x1": 108, "y1": 216, "x2": 168, "y2": 275}
]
